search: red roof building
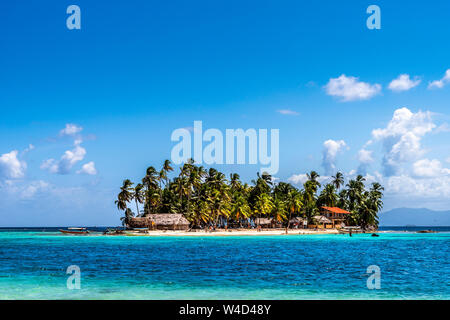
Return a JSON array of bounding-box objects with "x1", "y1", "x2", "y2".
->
[{"x1": 321, "y1": 206, "x2": 351, "y2": 228}]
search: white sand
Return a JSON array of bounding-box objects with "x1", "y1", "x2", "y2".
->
[{"x1": 121, "y1": 228, "x2": 341, "y2": 237}]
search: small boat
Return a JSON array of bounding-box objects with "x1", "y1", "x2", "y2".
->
[
  {"x1": 338, "y1": 226, "x2": 363, "y2": 234},
  {"x1": 103, "y1": 228, "x2": 125, "y2": 235},
  {"x1": 416, "y1": 230, "x2": 435, "y2": 234},
  {"x1": 59, "y1": 227, "x2": 89, "y2": 234},
  {"x1": 371, "y1": 233, "x2": 379, "y2": 237}
]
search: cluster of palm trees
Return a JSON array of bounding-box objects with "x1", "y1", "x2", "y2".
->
[{"x1": 115, "y1": 159, "x2": 384, "y2": 230}]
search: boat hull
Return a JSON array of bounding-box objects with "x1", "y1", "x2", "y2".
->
[{"x1": 59, "y1": 229, "x2": 89, "y2": 234}]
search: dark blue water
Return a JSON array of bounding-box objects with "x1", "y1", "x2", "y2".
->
[{"x1": 0, "y1": 230, "x2": 448, "y2": 299}]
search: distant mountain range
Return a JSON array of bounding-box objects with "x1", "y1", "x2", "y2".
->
[{"x1": 379, "y1": 208, "x2": 450, "y2": 226}]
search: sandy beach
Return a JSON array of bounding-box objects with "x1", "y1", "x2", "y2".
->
[{"x1": 119, "y1": 229, "x2": 342, "y2": 237}]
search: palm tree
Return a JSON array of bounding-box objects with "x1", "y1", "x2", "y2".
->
[
  {"x1": 230, "y1": 173, "x2": 241, "y2": 192},
  {"x1": 115, "y1": 198, "x2": 127, "y2": 211},
  {"x1": 120, "y1": 208, "x2": 135, "y2": 228},
  {"x1": 162, "y1": 159, "x2": 174, "y2": 187},
  {"x1": 133, "y1": 183, "x2": 145, "y2": 217},
  {"x1": 115, "y1": 179, "x2": 134, "y2": 212},
  {"x1": 115, "y1": 161, "x2": 384, "y2": 231},
  {"x1": 307, "y1": 171, "x2": 321, "y2": 188},
  {"x1": 158, "y1": 170, "x2": 166, "y2": 193},
  {"x1": 284, "y1": 190, "x2": 302, "y2": 232},
  {"x1": 318, "y1": 184, "x2": 337, "y2": 207},
  {"x1": 331, "y1": 172, "x2": 344, "y2": 190},
  {"x1": 253, "y1": 193, "x2": 274, "y2": 230},
  {"x1": 142, "y1": 166, "x2": 158, "y2": 189},
  {"x1": 231, "y1": 193, "x2": 251, "y2": 227},
  {"x1": 346, "y1": 176, "x2": 365, "y2": 212},
  {"x1": 142, "y1": 166, "x2": 158, "y2": 214}
]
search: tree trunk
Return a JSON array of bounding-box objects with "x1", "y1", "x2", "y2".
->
[
  {"x1": 135, "y1": 199, "x2": 140, "y2": 217},
  {"x1": 286, "y1": 211, "x2": 292, "y2": 234}
]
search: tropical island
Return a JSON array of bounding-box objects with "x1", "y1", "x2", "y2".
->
[{"x1": 114, "y1": 159, "x2": 384, "y2": 235}]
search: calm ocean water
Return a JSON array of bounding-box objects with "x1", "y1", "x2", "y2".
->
[{"x1": 0, "y1": 228, "x2": 449, "y2": 299}]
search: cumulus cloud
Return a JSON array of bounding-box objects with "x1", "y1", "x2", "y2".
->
[
  {"x1": 381, "y1": 174, "x2": 450, "y2": 200},
  {"x1": 413, "y1": 159, "x2": 450, "y2": 178},
  {"x1": 41, "y1": 140, "x2": 86, "y2": 175},
  {"x1": 77, "y1": 161, "x2": 97, "y2": 175},
  {"x1": 357, "y1": 148, "x2": 374, "y2": 175},
  {"x1": 428, "y1": 69, "x2": 450, "y2": 89},
  {"x1": 287, "y1": 174, "x2": 309, "y2": 185},
  {"x1": 325, "y1": 75, "x2": 381, "y2": 101},
  {"x1": 19, "y1": 180, "x2": 50, "y2": 199},
  {"x1": 322, "y1": 139, "x2": 347, "y2": 175},
  {"x1": 277, "y1": 109, "x2": 300, "y2": 116},
  {"x1": 287, "y1": 173, "x2": 330, "y2": 185},
  {"x1": 388, "y1": 74, "x2": 421, "y2": 92},
  {"x1": 358, "y1": 149, "x2": 374, "y2": 164},
  {"x1": 372, "y1": 107, "x2": 435, "y2": 176},
  {"x1": 0, "y1": 150, "x2": 27, "y2": 179},
  {"x1": 60, "y1": 123, "x2": 83, "y2": 136}
]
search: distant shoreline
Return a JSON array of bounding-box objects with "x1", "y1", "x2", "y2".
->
[
  {"x1": 2, "y1": 227, "x2": 449, "y2": 236},
  {"x1": 2, "y1": 226, "x2": 450, "y2": 229},
  {"x1": 112, "y1": 229, "x2": 343, "y2": 236}
]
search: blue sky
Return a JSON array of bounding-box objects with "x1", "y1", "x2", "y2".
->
[{"x1": 1, "y1": 1, "x2": 450, "y2": 226}]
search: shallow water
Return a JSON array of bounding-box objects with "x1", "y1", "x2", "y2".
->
[{"x1": 0, "y1": 230, "x2": 448, "y2": 299}]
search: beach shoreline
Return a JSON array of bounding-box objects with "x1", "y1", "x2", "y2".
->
[{"x1": 115, "y1": 228, "x2": 344, "y2": 237}]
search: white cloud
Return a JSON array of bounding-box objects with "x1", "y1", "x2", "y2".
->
[
  {"x1": 372, "y1": 107, "x2": 436, "y2": 176},
  {"x1": 325, "y1": 75, "x2": 381, "y2": 101},
  {"x1": 41, "y1": 140, "x2": 86, "y2": 175},
  {"x1": 357, "y1": 148, "x2": 374, "y2": 175},
  {"x1": 287, "y1": 173, "x2": 308, "y2": 185},
  {"x1": 23, "y1": 144, "x2": 35, "y2": 154},
  {"x1": 0, "y1": 150, "x2": 27, "y2": 179},
  {"x1": 358, "y1": 149, "x2": 374, "y2": 164},
  {"x1": 285, "y1": 107, "x2": 450, "y2": 209},
  {"x1": 322, "y1": 139, "x2": 347, "y2": 174},
  {"x1": 20, "y1": 180, "x2": 50, "y2": 199},
  {"x1": 383, "y1": 174, "x2": 450, "y2": 199},
  {"x1": 60, "y1": 123, "x2": 83, "y2": 136},
  {"x1": 413, "y1": 159, "x2": 450, "y2": 178},
  {"x1": 77, "y1": 161, "x2": 97, "y2": 175},
  {"x1": 287, "y1": 173, "x2": 330, "y2": 185},
  {"x1": 388, "y1": 74, "x2": 421, "y2": 92},
  {"x1": 277, "y1": 109, "x2": 300, "y2": 116},
  {"x1": 428, "y1": 69, "x2": 450, "y2": 89}
]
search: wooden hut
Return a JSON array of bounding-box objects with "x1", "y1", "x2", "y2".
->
[
  {"x1": 128, "y1": 214, "x2": 190, "y2": 230},
  {"x1": 320, "y1": 206, "x2": 351, "y2": 228},
  {"x1": 289, "y1": 217, "x2": 306, "y2": 229},
  {"x1": 309, "y1": 215, "x2": 333, "y2": 229},
  {"x1": 258, "y1": 218, "x2": 274, "y2": 228}
]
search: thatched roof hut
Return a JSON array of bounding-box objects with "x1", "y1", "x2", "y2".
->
[
  {"x1": 128, "y1": 214, "x2": 190, "y2": 230},
  {"x1": 258, "y1": 218, "x2": 273, "y2": 227},
  {"x1": 313, "y1": 215, "x2": 332, "y2": 224},
  {"x1": 289, "y1": 217, "x2": 305, "y2": 224}
]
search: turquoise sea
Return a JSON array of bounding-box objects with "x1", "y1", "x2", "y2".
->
[{"x1": 0, "y1": 228, "x2": 449, "y2": 300}]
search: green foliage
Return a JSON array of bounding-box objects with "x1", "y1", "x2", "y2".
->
[{"x1": 115, "y1": 161, "x2": 384, "y2": 230}]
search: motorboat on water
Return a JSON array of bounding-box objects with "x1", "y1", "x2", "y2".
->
[{"x1": 59, "y1": 227, "x2": 89, "y2": 234}]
